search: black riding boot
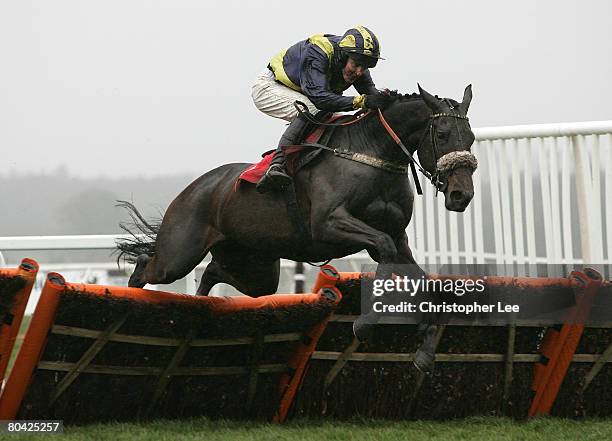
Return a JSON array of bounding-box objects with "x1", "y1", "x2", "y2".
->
[{"x1": 256, "y1": 113, "x2": 310, "y2": 194}]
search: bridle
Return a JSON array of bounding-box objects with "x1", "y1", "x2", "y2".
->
[{"x1": 377, "y1": 99, "x2": 474, "y2": 195}]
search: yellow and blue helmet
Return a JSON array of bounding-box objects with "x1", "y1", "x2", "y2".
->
[{"x1": 338, "y1": 25, "x2": 383, "y2": 67}]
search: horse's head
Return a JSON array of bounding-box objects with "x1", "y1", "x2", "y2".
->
[{"x1": 415, "y1": 84, "x2": 477, "y2": 212}]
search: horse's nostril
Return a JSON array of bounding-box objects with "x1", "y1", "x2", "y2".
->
[{"x1": 450, "y1": 191, "x2": 464, "y2": 203}]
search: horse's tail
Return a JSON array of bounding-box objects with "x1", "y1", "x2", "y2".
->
[{"x1": 115, "y1": 200, "x2": 161, "y2": 264}]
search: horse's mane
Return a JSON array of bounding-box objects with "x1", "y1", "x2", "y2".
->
[
  {"x1": 388, "y1": 91, "x2": 420, "y2": 102},
  {"x1": 387, "y1": 91, "x2": 460, "y2": 108}
]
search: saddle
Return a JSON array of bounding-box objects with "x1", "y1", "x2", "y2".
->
[{"x1": 235, "y1": 113, "x2": 354, "y2": 188}]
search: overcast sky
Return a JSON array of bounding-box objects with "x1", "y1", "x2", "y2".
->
[{"x1": 1, "y1": 0, "x2": 611, "y2": 178}]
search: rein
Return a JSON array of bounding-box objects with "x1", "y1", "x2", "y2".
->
[
  {"x1": 294, "y1": 100, "x2": 474, "y2": 196},
  {"x1": 377, "y1": 109, "x2": 429, "y2": 195},
  {"x1": 295, "y1": 101, "x2": 371, "y2": 126}
]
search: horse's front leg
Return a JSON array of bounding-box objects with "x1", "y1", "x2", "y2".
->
[
  {"x1": 388, "y1": 232, "x2": 421, "y2": 272},
  {"x1": 393, "y1": 232, "x2": 439, "y2": 375},
  {"x1": 311, "y1": 206, "x2": 398, "y2": 266},
  {"x1": 311, "y1": 206, "x2": 399, "y2": 340}
]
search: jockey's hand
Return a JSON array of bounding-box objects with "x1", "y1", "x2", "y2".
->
[{"x1": 363, "y1": 92, "x2": 395, "y2": 110}]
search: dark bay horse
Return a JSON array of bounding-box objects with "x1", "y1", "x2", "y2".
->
[{"x1": 118, "y1": 84, "x2": 477, "y2": 373}]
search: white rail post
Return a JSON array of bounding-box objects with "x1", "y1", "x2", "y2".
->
[{"x1": 572, "y1": 135, "x2": 600, "y2": 267}]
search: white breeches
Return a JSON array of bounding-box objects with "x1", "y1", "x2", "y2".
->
[{"x1": 251, "y1": 69, "x2": 318, "y2": 122}]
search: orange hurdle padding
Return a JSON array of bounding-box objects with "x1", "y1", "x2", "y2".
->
[
  {"x1": 61, "y1": 281, "x2": 331, "y2": 314},
  {"x1": 338, "y1": 271, "x2": 374, "y2": 283},
  {"x1": 0, "y1": 271, "x2": 341, "y2": 420},
  {"x1": 528, "y1": 269, "x2": 603, "y2": 417},
  {"x1": 0, "y1": 258, "x2": 39, "y2": 385},
  {"x1": 0, "y1": 271, "x2": 63, "y2": 420},
  {"x1": 273, "y1": 286, "x2": 342, "y2": 423},
  {"x1": 273, "y1": 266, "x2": 342, "y2": 423},
  {"x1": 531, "y1": 325, "x2": 562, "y2": 393},
  {"x1": 311, "y1": 265, "x2": 341, "y2": 294}
]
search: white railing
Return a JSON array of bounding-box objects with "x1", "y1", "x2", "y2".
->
[
  {"x1": 1, "y1": 120, "x2": 610, "y2": 289},
  {"x1": 408, "y1": 120, "x2": 611, "y2": 277}
]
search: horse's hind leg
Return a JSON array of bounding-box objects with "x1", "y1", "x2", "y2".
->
[
  {"x1": 135, "y1": 221, "x2": 224, "y2": 290},
  {"x1": 196, "y1": 253, "x2": 280, "y2": 297},
  {"x1": 128, "y1": 254, "x2": 151, "y2": 288},
  {"x1": 196, "y1": 260, "x2": 227, "y2": 296}
]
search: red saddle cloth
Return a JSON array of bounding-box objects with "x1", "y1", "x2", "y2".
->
[
  {"x1": 235, "y1": 114, "x2": 346, "y2": 190},
  {"x1": 236, "y1": 153, "x2": 274, "y2": 186}
]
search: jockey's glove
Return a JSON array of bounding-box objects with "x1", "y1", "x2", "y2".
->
[
  {"x1": 352, "y1": 95, "x2": 366, "y2": 109},
  {"x1": 357, "y1": 92, "x2": 395, "y2": 110}
]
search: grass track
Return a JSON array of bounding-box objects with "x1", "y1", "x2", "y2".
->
[{"x1": 6, "y1": 417, "x2": 612, "y2": 441}]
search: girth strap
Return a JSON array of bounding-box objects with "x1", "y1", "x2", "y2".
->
[
  {"x1": 300, "y1": 143, "x2": 411, "y2": 175},
  {"x1": 283, "y1": 181, "x2": 310, "y2": 240},
  {"x1": 281, "y1": 180, "x2": 331, "y2": 267}
]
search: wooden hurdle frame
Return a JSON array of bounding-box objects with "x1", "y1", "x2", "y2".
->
[
  {"x1": 0, "y1": 269, "x2": 342, "y2": 421},
  {"x1": 0, "y1": 258, "x2": 39, "y2": 385},
  {"x1": 297, "y1": 268, "x2": 612, "y2": 418}
]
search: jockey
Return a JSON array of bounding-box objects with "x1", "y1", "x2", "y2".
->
[{"x1": 252, "y1": 26, "x2": 393, "y2": 193}]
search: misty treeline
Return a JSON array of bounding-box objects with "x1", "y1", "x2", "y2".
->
[{"x1": 0, "y1": 170, "x2": 196, "y2": 236}]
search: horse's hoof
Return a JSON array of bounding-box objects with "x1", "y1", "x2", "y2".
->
[
  {"x1": 353, "y1": 316, "x2": 375, "y2": 342},
  {"x1": 413, "y1": 348, "x2": 435, "y2": 375}
]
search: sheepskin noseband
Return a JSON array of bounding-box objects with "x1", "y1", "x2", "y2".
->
[{"x1": 436, "y1": 151, "x2": 478, "y2": 177}]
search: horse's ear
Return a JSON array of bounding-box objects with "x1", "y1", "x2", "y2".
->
[
  {"x1": 461, "y1": 84, "x2": 473, "y2": 114},
  {"x1": 418, "y1": 83, "x2": 441, "y2": 111}
]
